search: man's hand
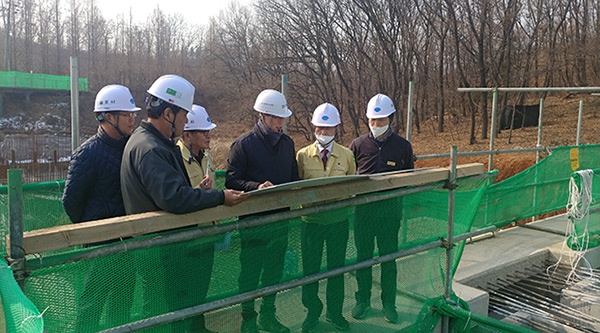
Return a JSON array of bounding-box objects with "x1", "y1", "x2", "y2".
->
[
  {"x1": 223, "y1": 189, "x2": 246, "y2": 206},
  {"x1": 258, "y1": 180, "x2": 274, "y2": 189},
  {"x1": 199, "y1": 175, "x2": 213, "y2": 190}
]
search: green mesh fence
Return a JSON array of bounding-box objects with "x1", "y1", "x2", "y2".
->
[
  {"x1": 472, "y1": 145, "x2": 600, "y2": 230},
  {"x1": 0, "y1": 71, "x2": 88, "y2": 91},
  {"x1": 1, "y1": 146, "x2": 599, "y2": 332}
]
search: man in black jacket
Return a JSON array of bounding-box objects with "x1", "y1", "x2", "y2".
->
[
  {"x1": 349, "y1": 93, "x2": 414, "y2": 324},
  {"x1": 121, "y1": 74, "x2": 245, "y2": 332},
  {"x1": 226, "y1": 89, "x2": 300, "y2": 333},
  {"x1": 62, "y1": 84, "x2": 141, "y2": 332}
]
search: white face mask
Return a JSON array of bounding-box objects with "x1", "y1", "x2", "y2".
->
[
  {"x1": 369, "y1": 124, "x2": 389, "y2": 138},
  {"x1": 315, "y1": 133, "x2": 335, "y2": 147}
]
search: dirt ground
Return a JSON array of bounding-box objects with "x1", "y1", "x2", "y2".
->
[{"x1": 207, "y1": 94, "x2": 600, "y2": 182}]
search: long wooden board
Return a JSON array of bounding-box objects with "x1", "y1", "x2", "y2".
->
[{"x1": 19, "y1": 163, "x2": 484, "y2": 253}]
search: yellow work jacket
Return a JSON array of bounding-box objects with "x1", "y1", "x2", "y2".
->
[
  {"x1": 177, "y1": 139, "x2": 215, "y2": 189},
  {"x1": 296, "y1": 141, "x2": 357, "y2": 224}
]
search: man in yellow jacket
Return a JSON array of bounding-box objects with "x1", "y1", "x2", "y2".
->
[
  {"x1": 178, "y1": 104, "x2": 216, "y2": 189},
  {"x1": 175, "y1": 104, "x2": 218, "y2": 333},
  {"x1": 296, "y1": 103, "x2": 356, "y2": 333}
]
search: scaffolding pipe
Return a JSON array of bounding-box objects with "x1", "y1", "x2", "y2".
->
[
  {"x1": 70, "y1": 56, "x2": 80, "y2": 151},
  {"x1": 458, "y1": 87, "x2": 600, "y2": 93},
  {"x1": 8, "y1": 169, "x2": 25, "y2": 289},
  {"x1": 442, "y1": 146, "x2": 458, "y2": 333},
  {"x1": 576, "y1": 100, "x2": 584, "y2": 145},
  {"x1": 489, "y1": 90, "x2": 499, "y2": 171},
  {"x1": 406, "y1": 81, "x2": 415, "y2": 142},
  {"x1": 99, "y1": 225, "x2": 498, "y2": 333},
  {"x1": 417, "y1": 146, "x2": 551, "y2": 161},
  {"x1": 281, "y1": 74, "x2": 288, "y2": 134},
  {"x1": 536, "y1": 98, "x2": 545, "y2": 163}
]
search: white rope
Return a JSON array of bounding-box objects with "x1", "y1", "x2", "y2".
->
[
  {"x1": 551, "y1": 169, "x2": 595, "y2": 283},
  {"x1": 19, "y1": 306, "x2": 48, "y2": 330}
]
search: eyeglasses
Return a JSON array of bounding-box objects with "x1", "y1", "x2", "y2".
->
[
  {"x1": 193, "y1": 130, "x2": 210, "y2": 137},
  {"x1": 116, "y1": 112, "x2": 137, "y2": 119}
]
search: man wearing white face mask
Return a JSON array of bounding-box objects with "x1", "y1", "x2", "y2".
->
[
  {"x1": 296, "y1": 103, "x2": 356, "y2": 333},
  {"x1": 349, "y1": 93, "x2": 414, "y2": 324}
]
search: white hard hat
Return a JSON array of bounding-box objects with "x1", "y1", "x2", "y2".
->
[
  {"x1": 366, "y1": 93, "x2": 395, "y2": 119},
  {"x1": 253, "y1": 89, "x2": 292, "y2": 118},
  {"x1": 94, "y1": 84, "x2": 141, "y2": 112},
  {"x1": 184, "y1": 105, "x2": 217, "y2": 131},
  {"x1": 311, "y1": 103, "x2": 341, "y2": 127},
  {"x1": 147, "y1": 74, "x2": 195, "y2": 112}
]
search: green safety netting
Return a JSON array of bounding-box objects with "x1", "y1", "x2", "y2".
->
[
  {"x1": 0, "y1": 71, "x2": 88, "y2": 92},
  {"x1": 471, "y1": 145, "x2": 600, "y2": 230},
  {"x1": 1, "y1": 146, "x2": 598, "y2": 333}
]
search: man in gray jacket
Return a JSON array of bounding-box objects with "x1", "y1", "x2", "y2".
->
[{"x1": 121, "y1": 74, "x2": 244, "y2": 332}]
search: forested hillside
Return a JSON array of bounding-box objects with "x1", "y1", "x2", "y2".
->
[{"x1": 1, "y1": 0, "x2": 599, "y2": 144}]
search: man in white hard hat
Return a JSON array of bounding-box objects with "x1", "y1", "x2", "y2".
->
[
  {"x1": 121, "y1": 75, "x2": 245, "y2": 331},
  {"x1": 178, "y1": 105, "x2": 216, "y2": 189},
  {"x1": 175, "y1": 104, "x2": 218, "y2": 332},
  {"x1": 62, "y1": 84, "x2": 141, "y2": 331},
  {"x1": 226, "y1": 89, "x2": 300, "y2": 333},
  {"x1": 296, "y1": 103, "x2": 356, "y2": 333},
  {"x1": 349, "y1": 93, "x2": 414, "y2": 324}
]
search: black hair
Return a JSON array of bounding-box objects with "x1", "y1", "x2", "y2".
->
[{"x1": 146, "y1": 96, "x2": 180, "y2": 119}]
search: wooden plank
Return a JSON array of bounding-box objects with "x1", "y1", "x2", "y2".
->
[{"x1": 21, "y1": 163, "x2": 484, "y2": 253}]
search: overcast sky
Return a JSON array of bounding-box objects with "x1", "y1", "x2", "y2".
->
[{"x1": 95, "y1": 0, "x2": 254, "y2": 25}]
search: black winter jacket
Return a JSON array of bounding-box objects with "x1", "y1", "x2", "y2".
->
[
  {"x1": 226, "y1": 123, "x2": 300, "y2": 192},
  {"x1": 121, "y1": 121, "x2": 224, "y2": 215},
  {"x1": 62, "y1": 126, "x2": 128, "y2": 223},
  {"x1": 350, "y1": 131, "x2": 414, "y2": 175}
]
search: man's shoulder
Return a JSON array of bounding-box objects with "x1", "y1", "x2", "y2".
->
[
  {"x1": 232, "y1": 130, "x2": 257, "y2": 145},
  {"x1": 350, "y1": 133, "x2": 370, "y2": 147},
  {"x1": 297, "y1": 142, "x2": 317, "y2": 155},
  {"x1": 389, "y1": 133, "x2": 412, "y2": 146},
  {"x1": 72, "y1": 134, "x2": 103, "y2": 159},
  {"x1": 332, "y1": 141, "x2": 353, "y2": 156}
]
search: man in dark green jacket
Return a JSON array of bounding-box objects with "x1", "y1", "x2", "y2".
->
[{"x1": 121, "y1": 74, "x2": 244, "y2": 332}]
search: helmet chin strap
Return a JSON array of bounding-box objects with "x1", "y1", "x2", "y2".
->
[
  {"x1": 103, "y1": 114, "x2": 127, "y2": 139},
  {"x1": 164, "y1": 109, "x2": 178, "y2": 143}
]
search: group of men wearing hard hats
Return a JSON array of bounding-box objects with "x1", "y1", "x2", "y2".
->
[{"x1": 62, "y1": 74, "x2": 413, "y2": 333}]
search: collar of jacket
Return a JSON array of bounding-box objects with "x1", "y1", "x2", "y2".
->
[
  {"x1": 256, "y1": 120, "x2": 283, "y2": 147},
  {"x1": 307, "y1": 141, "x2": 340, "y2": 159},
  {"x1": 140, "y1": 120, "x2": 176, "y2": 148},
  {"x1": 177, "y1": 139, "x2": 204, "y2": 164},
  {"x1": 369, "y1": 129, "x2": 393, "y2": 145},
  {"x1": 97, "y1": 125, "x2": 128, "y2": 148}
]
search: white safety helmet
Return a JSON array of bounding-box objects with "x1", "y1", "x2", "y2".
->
[
  {"x1": 366, "y1": 93, "x2": 395, "y2": 119},
  {"x1": 147, "y1": 74, "x2": 195, "y2": 112},
  {"x1": 184, "y1": 105, "x2": 217, "y2": 131},
  {"x1": 94, "y1": 84, "x2": 141, "y2": 112},
  {"x1": 253, "y1": 89, "x2": 292, "y2": 118},
  {"x1": 311, "y1": 103, "x2": 341, "y2": 127}
]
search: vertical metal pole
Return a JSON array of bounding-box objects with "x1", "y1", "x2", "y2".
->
[
  {"x1": 576, "y1": 100, "x2": 583, "y2": 146},
  {"x1": 70, "y1": 56, "x2": 80, "y2": 152},
  {"x1": 535, "y1": 98, "x2": 545, "y2": 163},
  {"x1": 406, "y1": 81, "x2": 415, "y2": 142},
  {"x1": 488, "y1": 89, "x2": 498, "y2": 171},
  {"x1": 531, "y1": 98, "x2": 545, "y2": 223},
  {"x1": 442, "y1": 146, "x2": 458, "y2": 333},
  {"x1": 281, "y1": 74, "x2": 288, "y2": 134},
  {"x1": 8, "y1": 169, "x2": 25, "y2": 288}
]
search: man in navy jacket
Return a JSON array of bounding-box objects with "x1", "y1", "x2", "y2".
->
[
  {"x1": 226, "y1": 89, "x2": 300, "y2": 333},
  {"x1": 62, "y1": 84, "x2": 141, "y2": 332},
  {"x1": 349, "y1": 93, "x2": 414, "y2": 324}
]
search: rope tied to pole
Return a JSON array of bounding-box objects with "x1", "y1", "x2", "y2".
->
[{"x1": 550, "y1": 169, "x2": 595, "y2": 283}]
